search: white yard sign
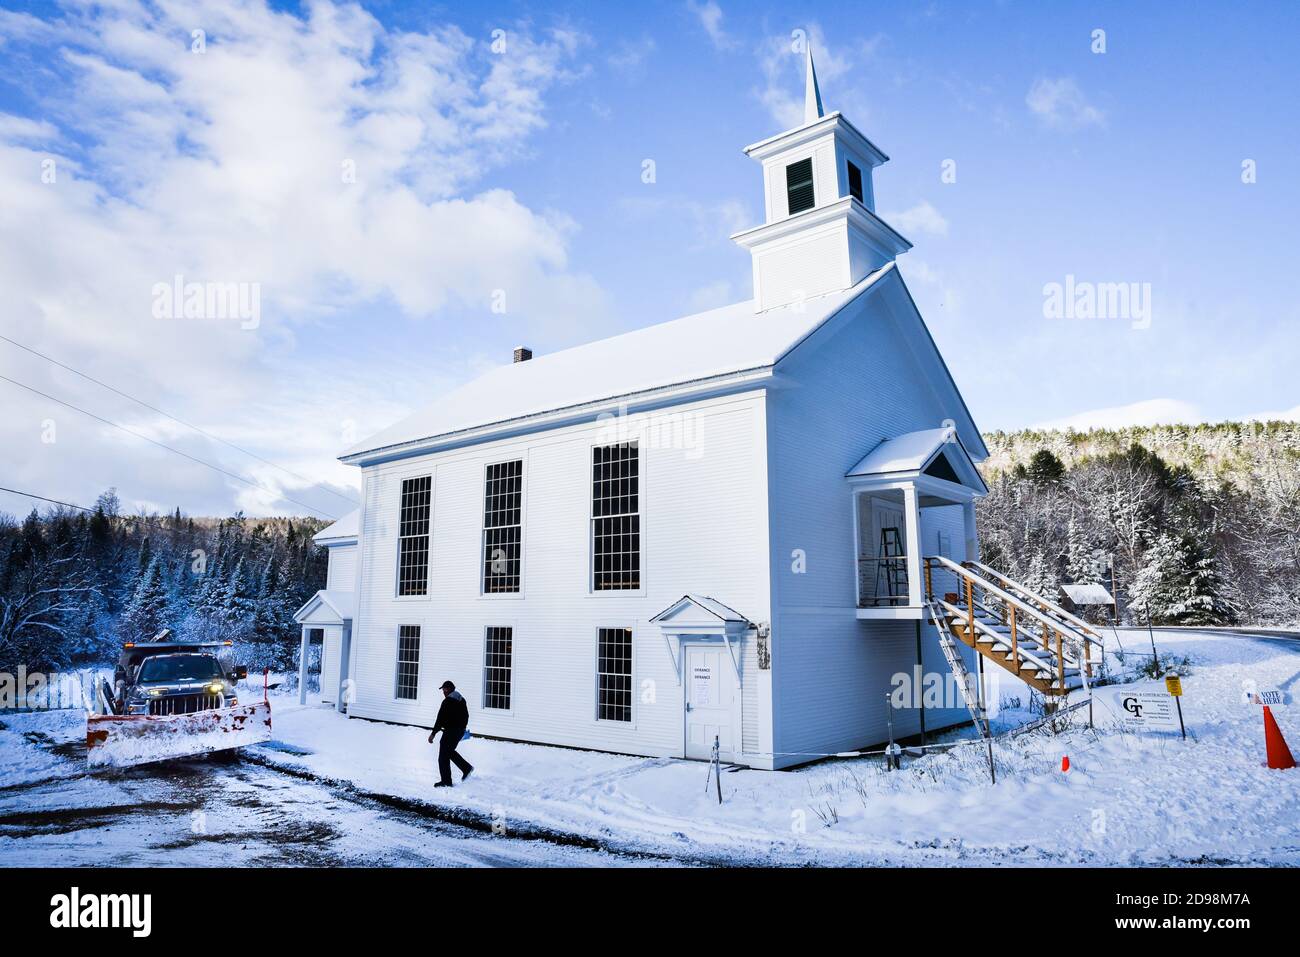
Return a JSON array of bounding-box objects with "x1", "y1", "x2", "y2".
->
[
  {"x1": 1095, "y1": 682, "x2": 1183, "y2": 733},
  {"x1": 1243, "y1": 688, "x2": 1290, "y2": 706}
]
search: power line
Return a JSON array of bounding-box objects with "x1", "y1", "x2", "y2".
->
[
  {"x1": 0, "y1": 373, "x2": 339, "y2": 520},
  {"x1": 0, "y1": 484, "x2": 194, "y2": 536},
  {"x1": 0, "y1": 333, "x2": 359, "y2": 507}
]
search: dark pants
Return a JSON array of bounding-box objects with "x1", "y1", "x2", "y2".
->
[{"x1": 437, "y1": 728, "x2": 472, "y2": 784}]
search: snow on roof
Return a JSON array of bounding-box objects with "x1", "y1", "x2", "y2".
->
[
  {"x1": 846, "y1": 427, "x2": 955, "y2": 477},
  {"x1": 313, "y1": 509, "x2": 359, "y2": 544},
  {"x1": 343, "y1": 266, "x2": 896, "y2": 461},
  {"x1": 293, "y1": 589, "x2": 355, "y2": 624},
  {"x1": 651, "y1": 594, "x2": 750, "y2": 624},
  {"x1": 1061, "y1": 583, "x2": 1114, "y2": 605},
  {"x1": 683, "y1": 595, "x2": 749, "y2": 623}
]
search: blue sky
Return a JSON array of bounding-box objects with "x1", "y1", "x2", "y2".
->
[{"x1": 1, "y1": 0, "x2": 1297, "y2": 520}]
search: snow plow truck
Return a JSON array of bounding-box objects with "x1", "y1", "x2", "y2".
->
[{"x1": 87, "y1": 630, "x2": 272, "y2": 769}]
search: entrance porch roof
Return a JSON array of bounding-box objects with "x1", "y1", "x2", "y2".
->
[{"x1": 846, "y1": 427, "x2": 988, "y2": 497}]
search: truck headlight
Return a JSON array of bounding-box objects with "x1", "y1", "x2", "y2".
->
[{"x1": 207, "y1": 682, "x2": 224, "y2": 695}]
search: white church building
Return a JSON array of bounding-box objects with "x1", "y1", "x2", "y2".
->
[{"x1": 295, "y1": 53, "x2": 998, "y2": 770}]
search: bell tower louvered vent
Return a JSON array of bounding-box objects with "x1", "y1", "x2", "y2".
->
[{"x1": 730, "y1": 45, "x2": 911, "y2": 312}]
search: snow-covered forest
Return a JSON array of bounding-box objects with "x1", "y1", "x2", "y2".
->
[
  {"x1": 0, "y1": 490, "x2": 328, "y2": 675},
  {"x1": 979, "y1": 422, "x2": 1300, "y2": 626}
]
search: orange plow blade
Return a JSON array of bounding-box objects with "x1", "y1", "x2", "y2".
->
[{"x1": 86, "y1": 701, "x2": 272, "y2": 769}]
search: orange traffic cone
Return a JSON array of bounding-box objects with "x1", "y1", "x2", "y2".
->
[
  {"x1": 1061, "y1": 755, "x2": 1071, "y2": 773},
  {"x1": 1263, "y1": 706, "x2": 1296, "y2": 770}
]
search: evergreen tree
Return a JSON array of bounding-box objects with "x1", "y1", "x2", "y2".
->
[
  {"x1": 118, "y1": 555, "x2": 171, "y2": 643},
  {"x1": 1023, "y1": 550, "x2": 1059, "y2": 599},
  {"x1": 1065, "y1": 516, "x2": 1098, "y2": 584},
  {"x1": 219, "y1": 558, "x2": 257, "y2": 642},
  {"x1": 1130, "y1": 533, "x2": 1234, "y2": 625},
  {"x1": 1027, "y1": 449, "x2": 1066, "y2": 486}
]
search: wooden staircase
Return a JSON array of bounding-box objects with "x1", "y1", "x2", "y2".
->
[{"x1": 924, "y1": 556, "x2": 1105, "y2": 699}]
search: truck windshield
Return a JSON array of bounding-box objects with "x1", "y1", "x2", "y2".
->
[{"x1": 137, "y1": 655, "x2": 222, "y2": 683}]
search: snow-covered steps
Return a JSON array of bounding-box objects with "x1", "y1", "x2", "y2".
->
[{"x1": 924, "y1": 556, "x2": 1104, "y2": 698}]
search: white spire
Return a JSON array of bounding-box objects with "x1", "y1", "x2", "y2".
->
[{"x1": 803, "y1": 44, "x2": 824, "y2": 125}]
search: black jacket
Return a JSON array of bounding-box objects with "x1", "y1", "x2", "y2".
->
[{"x1": 433, "y1": 690, "x2": 469, "y2": 734}]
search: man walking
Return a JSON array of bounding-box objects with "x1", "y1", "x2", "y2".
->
[{"x1": 428, "y1": 680, "x2": 473, "y2": 787}]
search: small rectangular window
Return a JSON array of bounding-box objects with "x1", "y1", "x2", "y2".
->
[
  {"x1": 484, "y1": 626, "x2": 513, "y2": 710},
  {"x1": 786, "y1": 157, "x2": 815, "y2": 214},
  {"x1": 482, "y1": 460, "x2": 523, "y2": 593},
  {"x1": 597, "y1": 627, "x2": 633, "y2": 722},
  {"x1": 397, "y1": 475, "x2": 431, "y2": 596},
  {"x1": 847, "y1": 161, "x2": 864, "y2": 203},
  {"x1": 592, "y1": 443, "x2": 640, "y2": 591},
  {"x1": 395, "y1": 625, "x2": 421, "y2": 700}
]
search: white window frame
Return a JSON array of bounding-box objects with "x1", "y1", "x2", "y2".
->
[
  {"x1": 480, "y1": 458, "x2": 525, "y2": 598},
  {"x1": 588, "y1": 441, "x2": 644, "y2": 596},
  {"x1": 594, "y1": 625, "x2": 635, "y2": 725},
  {"x1": 481, "y1": 625, "x2": 515, "y2": 713},
  {"x1": 394, "y1": 474, "x2": 432, "y2": 600},
  {"x1": 394, "y1": 624, "x2": 422, "y2": 702}
]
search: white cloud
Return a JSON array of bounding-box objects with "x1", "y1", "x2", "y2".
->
[
  {"x1": 1026, "y1": 77, "x2": 1105, "y2": 131},
  {"x1": 0, "y1": 0, "x2": 606, "y2": 518},
  {"x1": 608, "y1": 36, "x2": 655, "y2": 75},
  {"x1": 1242, "y1": 405, "x2": 1300, "y2": 424},
  {"x1": 1030, "y1": 398, "x2": 1202, "y2": 431},
  {"x1": 687, "y1": 1, "x2": 734, "y2": 51},
  {"x1": 756, "y1": 25, "x2": 853, "y2": 130},
  {"x1": 882, "y1": 200, "x2": 948, "y2": 237}
]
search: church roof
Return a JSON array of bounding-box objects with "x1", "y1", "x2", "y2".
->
[
  {"x1": 312, "y1": 509, "x2": 359, "y2": 544},
  {"x1": 343, "y1": 265, "x2": 899, "y2": 463}
]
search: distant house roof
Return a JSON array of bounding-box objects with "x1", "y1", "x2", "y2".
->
[
  {"x1": 313, "y1": 509, "x2": 359, "y2": 545},
  {"x1": 847, "y1": 427, "x2": 988, "y2": 495},
  {"x1": 293, "y1": 589, "x2": 355, "y2": 624},
  {"x1": 1061, "y1": 583, "x2": 1114, "y2": 605}
]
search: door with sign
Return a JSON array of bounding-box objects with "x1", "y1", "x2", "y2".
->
[{"x1": 684, "y1": 644, "x2": 736, "y2": 760}]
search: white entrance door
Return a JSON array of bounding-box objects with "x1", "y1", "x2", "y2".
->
[{"x1": 684, "y1": 644, "x2": 736, "y2": 760}]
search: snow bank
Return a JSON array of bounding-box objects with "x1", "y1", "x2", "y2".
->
[{"x1": 249, "y1": 630, "x2": 1300, "y2": 866}]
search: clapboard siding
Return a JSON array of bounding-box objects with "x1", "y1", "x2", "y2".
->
[
  {"x1": 765, "y1": 274, "x2": 981, "y2": 765},
  {"x1": 346, "y1": 391, "x2": 772, "y2": 760},
  {"x1": 326, "y1": 545, "x2": 356, "y2": 590}
]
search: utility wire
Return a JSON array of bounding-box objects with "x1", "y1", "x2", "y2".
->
[
  {"x1": 0, "y1": 333, "x2": 358, "y2": 507},
  {"x1": 0, "y1": 373, "x2": 338, "y2": 520},
  {"x1": 0, "y1": 484, "x2": 198, "y2": 536}
]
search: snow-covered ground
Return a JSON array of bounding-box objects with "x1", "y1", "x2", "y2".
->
[{"x1": 2, "y1": 629, "x2": 1297, "y2": 866}]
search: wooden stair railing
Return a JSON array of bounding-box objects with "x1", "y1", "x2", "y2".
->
[
  {"x1": 965, "y1": 560, "x2": 1107, "y2": 648},
  {"x1": 923, "y1": 555, "x2": 1101, "y2": 698}
]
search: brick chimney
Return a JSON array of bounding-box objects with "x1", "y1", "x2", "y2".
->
[{"x1": 513, "y1": 346, "x2": 533, "y2": 363}]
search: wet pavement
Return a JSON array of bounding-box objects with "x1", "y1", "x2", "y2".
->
[{"x1": 0, "y1": 720, "x2": 660, "y2": 868}]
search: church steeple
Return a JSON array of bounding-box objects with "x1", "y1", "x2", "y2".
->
[
  {"x1": 804, "y1": 46, "x2": 824, "y2": 124},
  {"x1": 730, "y1": 48, "x2": 911, "y2": 312}
]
